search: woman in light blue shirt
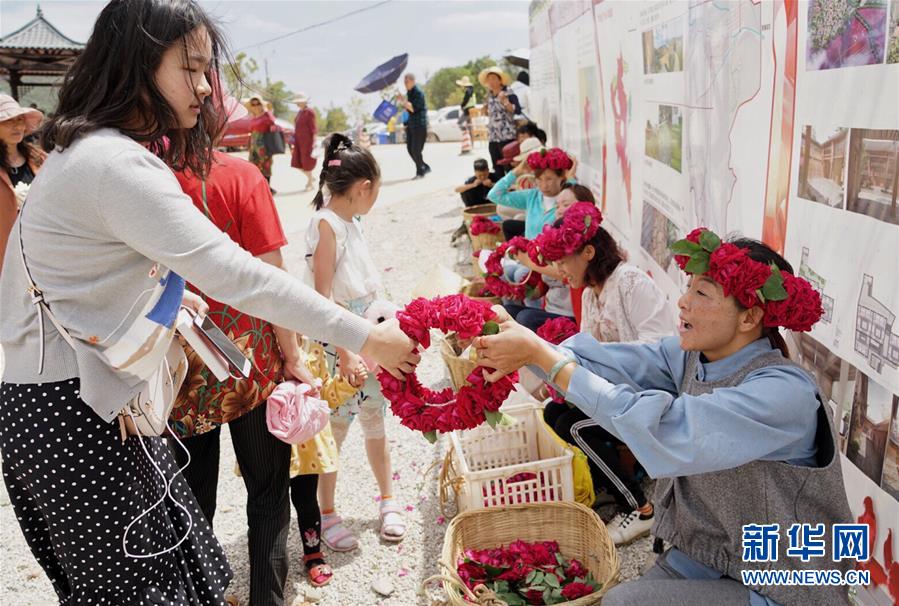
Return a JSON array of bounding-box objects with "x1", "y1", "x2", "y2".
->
[{"x1": 474, "y1": 230, "x2": 853, "y2": 606}]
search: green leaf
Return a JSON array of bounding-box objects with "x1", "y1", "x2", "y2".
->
[
  {"x1": 532, "y1": 571, "x2": 545, "y2": 585},
  {"x1": 544, "y1": 573, "x2": 561, "y2": 588},
  {"x1": 584, "y1": 215, "x2": 592, "y2": 228},
  {"x1": 481, "y1": 320, "x2": 500, "y2": 336},
  {"x1": 760, "y1": 264, "x2": 788, "y2": 301},
  {"x1": 484, "y1": 410, "x2": 502, "y2": 429},
  {"x1": 525, "y1": 570, "x2": 538, "y2": 585},
  {"x1": 491, "y1": 580, "x2": 510, "y2": 593},
  {"x1": 699, "y1": 230, "x2": 721, "y2": 252},
  {"x1": 497, "y1": 412, "x2": 517, "y2": 427},
  {"x1": 551, "y1": 588, "x2": 563, "y2": 598},
  {"x1": 555, "y1": 552, "x2": 566, "y2": 567},
  {"x1": 670, "y1": 239, "x2": 702, "y2": 255},
  {"x1": 422, "y1": 430, "x2": 438, "y2": 444},
  {"x1": 497, "y1": 592, "x2": 526, "y2": 606},
  {"x1": 485, "y1": 564, "x2": 506, "y2": 578},
  {"x1": 684, "y1": 251, "x2": 710, "y2": 274}
]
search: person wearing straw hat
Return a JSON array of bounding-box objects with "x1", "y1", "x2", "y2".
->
[
  {"x1": 456, "y1": 75, "x2": 477, "y2": 134},
  {"x1": 479, "y1": 66, "x2": 520, "y2": 175},
  {"x1": 0, "y1": 93, "x2": 45, "y2": 275},
  {"x1": 291, "y1": 93, "x2": 318, "y2": 191}
]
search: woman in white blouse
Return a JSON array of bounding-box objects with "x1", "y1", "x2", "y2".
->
[{"x1": 546, "y1": 221, "x2": 677, "y2": 545}]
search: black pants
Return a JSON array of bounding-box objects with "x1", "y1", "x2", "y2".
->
[
  {"x1": 461, "y1": 189, "x2": 489, "y2": 208},
  {"x1": 406, "y1": 125, "x2": 429, "y2": 175},
  {"x1": 1, "y1": 379, "x2": 231, "y2": 604},
  {"x1": 289, "y1": 474, "x2": 323, "y2": 565},
  {"x1": 172, "y1": 402, "x2": 292, "y2": 606},
  {"x1": 489, "y1": 138, "x2": 515, "y2": 175},
  {"x1": 502, "y1": 219, "x2": 526, "y2": 240},
  {"x1": 504, "y1": 303, "x2": 573, "y2": 333},
  {"x1": 543, "y1": 402, "x2": 646, "y2": 511}
]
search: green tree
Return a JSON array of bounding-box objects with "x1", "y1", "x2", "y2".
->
[
  {"x1": 322, "y1": 105, "x2": 349, "y2": 133},
  {"x1": 223, "y1": 52, "x2": 296, "y2": 118},
  {"x1": 423, "y1": 66, "x2": 469, "y2": 109},
  {"x1": 346, "y1": 94, "x2": 369, "y2": 126}
]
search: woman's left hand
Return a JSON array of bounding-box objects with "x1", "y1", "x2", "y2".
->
[
  {"x1": 181, "y1": 291, "x2": 209, "y2": 320},
  {"x1": 473, "y1": 319, "x2": 543, "y2": 381}
]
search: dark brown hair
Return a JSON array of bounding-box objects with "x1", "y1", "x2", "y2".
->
[
  {"x1": 729, "y1": 237, "x2": 794, "y2": 358},
  {"x1": 0, "y1": 140, "x2": 42, "y2": 171},
  {"x1": 561, "y1": 182, "x2": 595, "y2": 203},
  {"x1": 41, "y1": 0, "x2": 229, "y2": 177},
  {"x1": 312, "y1": 134, "x2": 381, "y2": 210}
]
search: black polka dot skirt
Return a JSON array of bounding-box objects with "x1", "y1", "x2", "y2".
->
[{"x1": 0, "y1": 379, "x2": 232, "y2": 605}]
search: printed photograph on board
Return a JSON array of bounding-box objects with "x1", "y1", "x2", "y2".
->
[
  {"x1": 806, "y1": 0, "x2": 887, "y2": 70},
  {"x1": 845, "y1": 128, "x2": 899, "y2": 226},
  {"x1": 881, "y1": 397, "x2": 899, "y2": 499},
  {"x1": 640, "y1": 202, "x2": 679, "y2": 272},
  {"x1": 847, "y1": 373, "x2": 896, "y2": 485},
  {"x1": 791, "y1": 332, "x2": 859, "y2": 453},
  {"x1": 645, "y1": 104, "x2": 683, "y2": 172},
  {"x1": 889, "y1": 0, "x2": 899, "y2": 63},
  {"x1": 577, "y1": 66, "x2": 604, "y2": 172},
  {"x1": 797, "y1": 126, "x2": 849, "y2": 209},
  {"x1": 641, "y1": 17, "x2": 684, "y2": 74}
]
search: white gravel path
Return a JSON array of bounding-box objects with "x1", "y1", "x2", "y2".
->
[{"x1": 0, "y1": 144, "x2": 653, "y2": 605}]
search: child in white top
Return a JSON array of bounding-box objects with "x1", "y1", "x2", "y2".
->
[{"x1": 304, "y1": 134, "x2": 405, "y2": 551}]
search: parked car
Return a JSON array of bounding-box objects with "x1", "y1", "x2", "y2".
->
[
  {"x1": 428, "y1": 105, "x2": 463, "y2": 142},
  {"x1": 219, "y1": 117, "x2": 295, "y2": 152}
]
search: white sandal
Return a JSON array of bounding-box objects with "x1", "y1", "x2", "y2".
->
[{"x1": 379, "y1": 501, "x2": 406, "y2": 542}]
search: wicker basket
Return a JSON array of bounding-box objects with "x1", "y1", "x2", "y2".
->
[
  {"x1": 470, "y1": 230, "x2": 505, "y2": 253},
  {"x1": 444, "y1": 403, "x2": 574, "y2": 513},
  {"x1": 440, "y1": 333, "x2": 478, "y2": 391},
  {"x1": 462, "y1": 203, "x2": 499, "y2": 227},
  {"x1": 437, "y1": 501, "x2": 620, "y2": 605},
  {"x1": 460, "y1": 280, "x2": 501, "y2": 306},
  {"x1": 464, "y1": 203, "x2": 505, "y2": 253}
]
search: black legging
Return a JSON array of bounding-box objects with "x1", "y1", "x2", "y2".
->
[
  {"x1": 290, "y1": 474, "x2": 324, "y2": 566},
  {"x1": 543, "y1": 402, "x2": 647, "y2": 511},
  {"x1": 489, "y1": 138, "x2": 515, "y2": 175}
]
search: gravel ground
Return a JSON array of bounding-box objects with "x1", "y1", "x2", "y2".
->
[{"x1": 0, "y1": 157, "x2": 653, "y2": 605}]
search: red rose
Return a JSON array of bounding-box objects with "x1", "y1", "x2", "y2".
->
[
  {"x1": 764, "y1": 273, "x2": 823, "y2": 332},
  {"x1": 457, "y1": 561, "x2": 487, "y2": 589},
  {"x1": 397, "y1": 297, "x2": 433, "y2": 348},
  {"x1": 685, "y1": 227, "x2": 707, "y2": 244},
  {"x1": 524, "y1": 589, "x2": 545, "y2": 605},
  {"x1": 561, "y1": 581, "x2": 595, "y2": 600},
  {"x1": 565, "y1": 558, "x2": 588, "y2": 579},
  {"x1": 537, "y1": 317, "x2": 579, "y2": 345},
  {"x1": 709, "y1": 245, "x2": 770, "y2": 309},
  {"x1": 470, "y1": 215, "x2": 500, "y2": 236}
]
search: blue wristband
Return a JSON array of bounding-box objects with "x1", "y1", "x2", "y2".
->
[{"x1": 548, "y1": 356, "x2": 576, "y2": 384}]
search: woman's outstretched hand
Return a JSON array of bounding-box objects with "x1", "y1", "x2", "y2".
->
[
  {"x1": 473, "y1": 317, "x2": 542, "y2": 382},
  {"x1": 360, "y1": 318, "x2": 421, "y2": 379}
]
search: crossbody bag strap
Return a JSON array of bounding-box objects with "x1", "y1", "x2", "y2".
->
[{"x1": 16, "y1": 204, "x2": 77, "y2": 374}]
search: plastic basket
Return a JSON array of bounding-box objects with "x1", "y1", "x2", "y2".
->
[{"x1": 446, "y1": 403, "x2": 574, "y2": 513}]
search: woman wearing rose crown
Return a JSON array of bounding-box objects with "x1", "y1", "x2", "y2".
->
[
  {"x1": 533, "y1": 201, "x2": 677, "y2": 545},
  {"x1": 475, "y1": 229, "x2": 853, "y2": 606},
  {"x1": 488, "y1": 147, "x2": 579, "y2": 330},
  {"x1": 0, "y1": 94, "x2": 45, "y2": 276},
  {"x1": 304, "y1": 133, "x2": 406, "y2": 552},
  {"x1": 0, "y1": 1, "x2": 417, "y2": 603}
]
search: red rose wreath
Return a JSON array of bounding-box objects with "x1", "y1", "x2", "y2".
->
[
  {"x1": 482, "y1": 236, "x2": 548, "y2": 301},
  {"x1": 377, "y1": 295, "x2": 519, "y2": 443}
]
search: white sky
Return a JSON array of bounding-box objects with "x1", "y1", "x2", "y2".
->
[{"x1": 2, "y1": 0, "x2": 529, "y2": 109}]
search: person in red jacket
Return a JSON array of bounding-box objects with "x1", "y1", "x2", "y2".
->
[{"x1": 291, "y1": 93, "x2": 317, "y2": 191}]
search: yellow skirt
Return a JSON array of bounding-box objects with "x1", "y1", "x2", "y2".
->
[{"x1": 289, "y1": 421, "x2": 339, "y2": 476}]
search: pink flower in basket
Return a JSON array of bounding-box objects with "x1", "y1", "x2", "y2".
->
[{"x1": 470, "y1": 215, "x2": 501, "y2": 236}]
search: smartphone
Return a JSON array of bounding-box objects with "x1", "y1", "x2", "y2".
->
[{"x1": 193, "y1": 314, "x2": 252, "y2": 378}]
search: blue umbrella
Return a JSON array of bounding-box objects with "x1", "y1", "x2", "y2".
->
[{"x1": 353, "y1": 53, "x2": 409, "y2": 93}]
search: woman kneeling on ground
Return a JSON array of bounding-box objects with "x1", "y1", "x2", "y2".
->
[
  {"x1": 536, "y1": 201, "x2": 677, "y2": 545},
  {"x1": 475, "y1": 228, "x2": 853, "y2": 606}
]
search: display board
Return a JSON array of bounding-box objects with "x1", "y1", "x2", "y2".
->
[{"x1": 530, "y1": 1, "x2": 899, "y2": 603}]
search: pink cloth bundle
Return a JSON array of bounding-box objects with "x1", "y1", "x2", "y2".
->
[{"x1": 266, "y1": 380, "x2": 330, "y2": 445}]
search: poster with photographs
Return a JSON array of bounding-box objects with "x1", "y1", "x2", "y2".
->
[{"x1": 532, "y1": 0, "x2": 899, "y2": 600}]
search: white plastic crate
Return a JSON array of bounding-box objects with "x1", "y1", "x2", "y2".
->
[{"x1": 447, "y1": 402, "x2": 574, "y2": 513}]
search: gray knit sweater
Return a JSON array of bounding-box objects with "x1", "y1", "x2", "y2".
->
[{"x1": 0, "y1": 129, "x2": 371, "y2": 421}]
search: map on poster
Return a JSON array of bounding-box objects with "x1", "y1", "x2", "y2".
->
[{"x1": 531, "y1": 1, "x2": 899, "y2": 603}]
